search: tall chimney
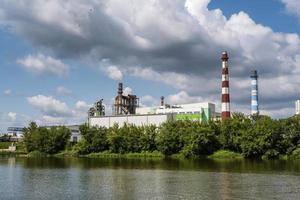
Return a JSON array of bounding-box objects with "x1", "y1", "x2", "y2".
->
[
  {"x1": 250, "y1": 70, "x2": 259, "y2": 115},
  {"x1": 221, "y1": 51, "x2": 231, "y2": 120},
  {"x1": 161, "y1": 96, "x2": 164, "y2": 106},
  {"x1": 118, "y1": 82, "x2": 123, "y2": 96}
]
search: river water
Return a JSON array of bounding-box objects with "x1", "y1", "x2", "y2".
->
[{"x1": 0, "y1": 157, "x2": 300, "y2": 200}]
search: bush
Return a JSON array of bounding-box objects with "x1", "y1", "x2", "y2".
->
[
  {"x1": 77, "y1": 124, "x2": 108, "y2": 154},
  {"x1": 289, "y1": 148, "x2": 300, "y2": 159}
]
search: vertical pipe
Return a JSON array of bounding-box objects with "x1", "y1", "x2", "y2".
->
[
  {"x1": 221, "y1": 51, "x2": 230, "y2": 121},
  {"x1": 250, "y1": 70, "x2": 259, "y2": 115},
  {"x1": 161, "y1": 96, "x2": 164, "y2": 107}
]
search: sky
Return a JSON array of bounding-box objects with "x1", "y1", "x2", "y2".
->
[{"x1": 0, "y1": 0, "x2": 300, "y2": 132}]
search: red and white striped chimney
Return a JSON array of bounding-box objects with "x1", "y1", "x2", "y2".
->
[{"x1": 221, "y1": 51, "x2": 230, "y2": 120}]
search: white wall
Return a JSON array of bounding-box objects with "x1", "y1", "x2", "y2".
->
[{"x1": 89, "y1": 114, "x2": 170, "y2": 128}]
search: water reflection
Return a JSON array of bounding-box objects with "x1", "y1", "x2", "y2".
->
[
  {"x1": 5, "y1": 157, "x2": 300, "y2": 174},
  {"x1": 0, "y1": 157, "x2": 300, "y2": 199}
]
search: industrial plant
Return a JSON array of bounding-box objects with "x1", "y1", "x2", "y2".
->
[{"x1": 88, "y1": 51, "x2": 238, "y2": 128}]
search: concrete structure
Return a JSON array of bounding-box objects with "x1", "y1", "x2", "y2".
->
[
  {"x1": 296, "y1": 100, "x2": 300, "y2": 115},
  {"x1": 221, "y1": 51, "x2": 231, "y2": 121},
  {"x1": 250, "y1": 70, "x2": 259, "y2": 115}
]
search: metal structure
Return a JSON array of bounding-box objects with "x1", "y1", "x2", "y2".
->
[
  {"x1": 221, "y1": 51, "x2": 231, "y2": 121},
  {"x1": 250, "y1": 70, "x2": 259, "y2": 115},
  {"x1": 114, "y1": 82, "x2": 139, "y2": 115},
  {"x1": 88, "y1": 99, "x2": 105, "y2": 117}
]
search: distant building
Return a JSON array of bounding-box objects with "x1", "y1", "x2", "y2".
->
[
  {"x1": 42, "y1": 125, "x2": 81, "y2": 143},
  {"x1": 296, "y1": 100, "x2": 300, "y2": 115},
  {"x1": 7, "y1": 127, "x2": 25, "y2": 142},
  {"x1": 67, "y1": 125, "x2": 81, "y2": 143}
]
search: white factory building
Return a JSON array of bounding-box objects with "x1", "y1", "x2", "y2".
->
[
  {"x1": 89, "y1": 102, "x2": 220, "y2": 128},
  {"x1": 296, "y1": 100, "x2": 300, "y2": 115}
]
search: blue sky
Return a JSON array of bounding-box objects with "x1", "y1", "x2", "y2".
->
[{"x1": 0, "y1": 0, "x2": 300, "y2": 132}]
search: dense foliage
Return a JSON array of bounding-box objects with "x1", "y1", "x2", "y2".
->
[
  {"x1": 23, "y1": 122, "x2": 71, "y2": 154},
  {"x1": 22, "y1": 114, "x2": 300, "y2": 159}
]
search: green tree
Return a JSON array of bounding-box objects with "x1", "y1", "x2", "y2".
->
[{"x1": 23, "y1": 122, "x2": 71, "y2": 154}]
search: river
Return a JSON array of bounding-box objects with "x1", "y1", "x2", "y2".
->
[{"x1": 0, "y1": 157, "x2": 300, "y2": 200}]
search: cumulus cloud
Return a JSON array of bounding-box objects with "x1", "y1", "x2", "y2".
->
[
  {"x1": 104, "y1": 65, "x2": 123, "y2": 81},
  {"x1": 140, "y1": 95, "x2": 158, "y2": 107},
  {"x1": 282, "y1": 0, "x2": 300, "y2": 20},
  {"x1": 27, "y1": 95, "x2": 72, "y2": 117},
  {"x1": 167, "y1": 91, "x2": 204, "y2": 105},
  {"x1": 1, "y1": 0, "x2": 300, "y2": 117},
  {"x1": 27, "y1": 95, "x2": 91, "y2": 126},
  {"x1": 17, "y1": 54, "x2": 68, "y2": 76},
  {"x1": 7, "y1": 112, "x2": 17, "y2": 121},
  {"x1": 56, "y1": 86, "x2": 72, "y2": 96}
]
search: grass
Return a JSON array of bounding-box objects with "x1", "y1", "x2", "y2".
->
[
  {"x1": 54, "y1": 150, "x2": 79, "y2": 157},
  {"x1": 208, "y1": 150, "x2": 244, "y2": 159},
  {"x1": 27, "y1": 151, "x2": 49, "y2": 157}
]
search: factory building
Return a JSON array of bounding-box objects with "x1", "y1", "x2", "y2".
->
[
  {"x1": 88, "y1": 82, "x2": 220, "y2": 128},
  {"x1": 296, "y1": 100, "x2": 300, "y2": 115}
]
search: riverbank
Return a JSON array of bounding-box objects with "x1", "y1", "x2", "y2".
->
[{"x1": 2, "y1": 149, "x2": 300, "y2": 161}]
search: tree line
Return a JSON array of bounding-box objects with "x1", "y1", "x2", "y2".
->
[{"x1": 22, "y1": 113, "x2": 300, "y2": 159}]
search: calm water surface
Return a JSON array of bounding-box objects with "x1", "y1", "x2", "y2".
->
[{"x1": 0, "y1": 157, "x2": 300, "y2": 200}]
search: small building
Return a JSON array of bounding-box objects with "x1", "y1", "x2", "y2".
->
[
  {"x1": 7, "y1": 127, "x2": 25, "y2": 142},
  {"x1": 67, "y1": 125, "x2": 81, "y2": 143}
]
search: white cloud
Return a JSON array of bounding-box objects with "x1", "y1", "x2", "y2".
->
[
  {"x1": 4, "y1": 89, "x2": 11, "y2": 95},
  {"x1": 123, "y1": 87, "x2": 132, "y2": 96},
  {"x1": 56, "y1": 86, "x2": 72, "y2": 95},
  {"x1": 17, "y1": 54, "x2": 68, "y2": 76},
  {"x1": 7, "y1": 112, "x2": 17, "y2": 121},
  {"x1": 27, "y1": 95, "x2": 91, "y2": 126},
  {"x1": 1, "y1": 0, "x2": 300, "y2": 118},
  {"x1": 140, "y1": 95, "x2": 158, "y2": 107},
  {"x1": 27, "y1": 95, "x2": 72, "y2": 117},
  {"x1": 166, "y1": 91, "x2": 204, "y2": 105},
  {"x1": 104, "y1": 65, "x2": 123, "y2": 81},
  {"x1": 282, "y1": 0, "x2": 300, "y2": 20}
]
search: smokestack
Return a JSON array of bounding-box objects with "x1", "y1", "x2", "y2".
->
[
  {"x1": 118, "y1": 82, "x2": 123, "y2": 96},
  {"x1": 250, "y1": 70, "x2": 259, "y2": 115},
  {"x1": 161, "y1": 96, "x2": 164, "y2": 106},
  {"x1": 221, "y1": 51, "x2": 230, "y2": 120}
]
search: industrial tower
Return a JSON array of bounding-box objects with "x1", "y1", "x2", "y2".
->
[
  {"x1": 250, "y1": 70, "x2": 259, "y2": 115},
  {"x1": 221, "y1": 51, "x2": 231, "y2": 120}
]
